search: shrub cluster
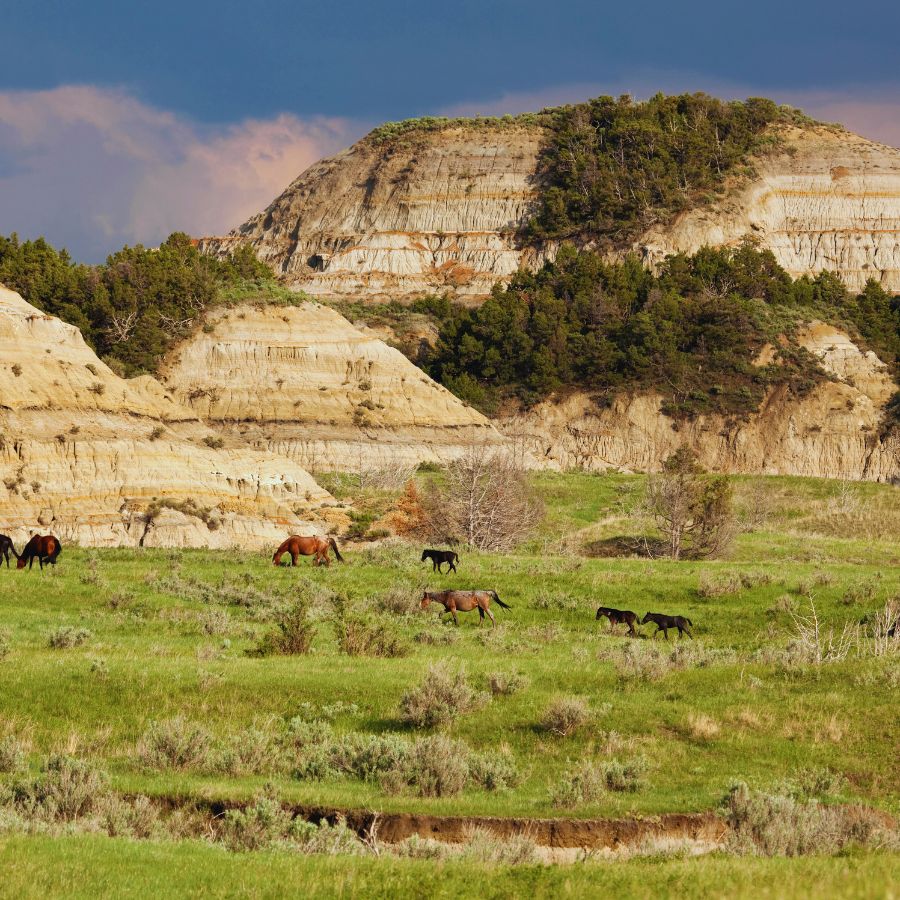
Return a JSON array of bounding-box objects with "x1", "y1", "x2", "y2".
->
[{"x1": 418, "y1": 243, "x2": 899, "y2": 421}]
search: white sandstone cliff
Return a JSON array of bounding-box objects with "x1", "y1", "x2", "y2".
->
[
  {"x1": 0, "y1": 285, "x2": 331, "y2": 549},
  {"x1": 161, "y1": 301, "x2": 505, "y2": 471}
]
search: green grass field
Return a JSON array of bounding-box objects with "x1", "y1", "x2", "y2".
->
[{"x1": 0, "y1": 472, "x2": 898, "y2": 896}]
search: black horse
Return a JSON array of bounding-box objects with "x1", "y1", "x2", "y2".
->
[
  {"x1": 0, "y1": 535, "x2": 17, "y2": 568},
  {"x1": 641, "y1": 612, "x2": 693, "y2": 640},
  {"x1": 596, "y1": 606, "x2": 639, "y2": 636},
  {"x1": 421, "y1": 548, "x2": 459, "y2": 573}
]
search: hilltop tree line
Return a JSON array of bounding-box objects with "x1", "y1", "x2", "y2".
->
[
  {"x1": 0, "y1": 232, "x2": 273, "y2": 375},
  {"x1": 416, "y1": 243, "x2": 900, "y2": 424},
  {"x1": 525, "y1": 93, "x2": 788, "y2": 245}
]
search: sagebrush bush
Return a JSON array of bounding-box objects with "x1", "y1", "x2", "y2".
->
[
  {"x1": 601, "y1": 756, "x2": 649, "y2": 792},
  {"x1": 541, "y1": 696, "x2": 589, "y2": 737},
  {"x1": 0, "y1": 734, "x2": 27, "y2": 773},
  {"x1": 17, "y1": 755, "x2": 107, "y2": 821},
  {"x1": 336, "y1": 614, "x2": 408, "y2": 658},
  {"x1": 375, "y1": 584, "x2": 421, "y2": 616},
  {"x1": 329, "y1": 733, "x2": 410, "y2": 782},
  {"x1": 250, "y1": 601, "x2": 315, "y2": 656},
  {"x1": 138, "y1": 717, "x2": 213, "y2": 771},
  {"x1": 219, "y1": 793, "x2": 294, "y2": 851},
  {"x1": 47, "y1": 626, "x2": 92, "y2": 649},
  {"x1": 723, "y1": 782, "x2": 895, "y2": 856},
  {"x1": 414, "y1": 627, "x2": 459, "y2": 646},
  {"x1": 698, "y1": 570, "x2": 742, "y2": 598},
  {"x1": 0, "y1": 629, "x2": 10, "y2": 661},
  {"x1": 395, "y1": 735, "x2": 470, "y2": 797},
  {"x1": 486, "y1": 671, "x2": 530, "y2": 696},
  {"x1": 468, "y1": 750, "x2": 522, "y2": 792},
  {"x1": 550, "y1": 759, "x2": 605, "y2": 807},
  {"x1": 613, "y1": 642, "x2": 672, "y2": 681},
  {"x1": 217, "y1": 726, "x2": 278, "y2": 777},
  {"x1": 98, "y1": 793, "x2": 161, "y2": 839},
  {"x1": 399, "y1": 662, "x2": 485, "y2": 729}
]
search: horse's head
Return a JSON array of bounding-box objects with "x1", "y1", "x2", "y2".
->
[
  {"x1": 640, "y1": 612, "x2": 651, "y2": 624},
  {"x1": 595, "y1": 607, "x2": 604, "y2": 620},
  {"x1": 15, "y1": 557, "x2": 26, "y2": 570},
  {"x1": 420, "y1": 592, "x2": 432, "y2": 609},
  {"x1": 420, "y1": 550, "x2": 428, "y2": 562}
]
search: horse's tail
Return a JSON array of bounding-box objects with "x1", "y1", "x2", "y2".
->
[
  {"x1": 49, "y1": 537, "x2": 61, "y2": 561},
  {"x1": 329, "y1": 537, "x2": 345, "y2": 562},
  {"x1": 491, "y1": 591, "x2": 511, "y2": 610},
  {"x1": 684, "y1": 617, "x2": 693, "y2": 627},
  {"x1": 452, "y1": 552, "x2": 459, "y2": 562}
]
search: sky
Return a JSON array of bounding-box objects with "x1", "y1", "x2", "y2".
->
[{"x1": 2, "y1": 0, "x2": 899, "y2": 261}]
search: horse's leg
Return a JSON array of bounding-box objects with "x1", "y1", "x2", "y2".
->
[
  {"x1": 449, "y1": 560, "x2": 457, "y2": 573},
  {"x1": 487, "y1": 606, "x2": 496, "y2": 628},
  {"x1": 452, "y1": 606, "x2": 459, "y2": 627},
  {"x1": 432, "y1": 559, "x2": 438, "y2": 572},
  {"x1": 662, "y1": 627, "x2": 668, "y2": 641}
]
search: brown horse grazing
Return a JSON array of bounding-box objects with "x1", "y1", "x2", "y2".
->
[
  {"x1": 17, "y1": 534, "x2": 61, "y2": 570},
  {"x1": 596, "y1": 606, "x2": 639, "y2": 636},
  {"x1": 421, "y1": 589, "x2": 511, "y2": 627},
  {"x1": 0, "y1": 535, "x2": 17, "y2": 568},
  {"x1": 273, "y1": 535, "x2": 345, "y2": 567}
]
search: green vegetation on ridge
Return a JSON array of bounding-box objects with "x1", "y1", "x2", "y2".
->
[
  {"x1": 416, "y1": 243, "x2": 900, "y2": 420},
  {"x1": 0, "y1": 232, "x2": 291, "y2": 376}
]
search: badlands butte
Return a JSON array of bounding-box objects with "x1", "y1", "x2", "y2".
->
[{"x1": 2, "y1": 94, "x2": 900, "y2": 547}]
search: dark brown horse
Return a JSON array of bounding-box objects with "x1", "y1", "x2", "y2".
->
[
  {"x1": 596, "y1": 606, "x2": 639, "y2": 636},
  {"x1": 421, "y1": 549, "x2": 459, "y2": 573},
  {"x1": 641, "y1": 611, "x2": 693, "y2": 640},
  {"x1": 273, "y1": 535, "x2": 344, "y2": 567},
  {"x1": 0, "y1": 535, "x2": 17, "y2": 568},
  {"x1": 421, "y1": 589, "x2": 510, "y2": 627},
  {"x1": 17, "y1": 534, "x2": 61, "y2": 570}
]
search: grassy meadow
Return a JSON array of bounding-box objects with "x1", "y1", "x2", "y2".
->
[{"x1": 0, "y1": 472, "x2": 898, "y2": 896}]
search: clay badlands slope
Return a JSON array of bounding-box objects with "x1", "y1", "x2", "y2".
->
[
  {"x1": 202, "y1": 122, "x2": 900, "y2": 298},
  {"x1": 161, "y1": 301, "x2": 502, "y2": 470},
  {"x1": 0, "y1": 285, "x2": 330, "y2": 548},
  {"x1": 0, "y1": 287, "x2": 500, "y2": 547}
]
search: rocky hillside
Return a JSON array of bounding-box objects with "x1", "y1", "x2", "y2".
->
[
  {"x1": 502, "y1": 322, "x2": 899, "y2": 481},
  {"x1": 201, "y1": 123, "x2": 550, "y2": 300},
  {"x1": 0, "y1": 285, "x2": 331, "y2": 548},
  {"x1": 161, "y1": 301, "x2": 505, "y2": 471},
  {"x1": 202, "y1": 108, "x2": 900, "y2": 298}
]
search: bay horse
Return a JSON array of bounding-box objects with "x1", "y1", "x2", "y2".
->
[
  {"x1": 596, "y1": 606, "x2": 638, "y2": 636},
  {"x1": 0, "y1": 535, "x2": 17, "y2": 568},
  {"x1": 421, "y1": 589, "x2": 510, "y2": 627},
  {"x1": 641, "y1": 611, "x2": 693, "y2": 640},
  {"x1": 273, "y1": 535, "x2": 344, "y2": 567},
  {"x1": 17, "y1": 534, "x2": 61, "y2": 570},
  {"x1": 421, "y1": 549, "x2": 459, "y2": 573}
]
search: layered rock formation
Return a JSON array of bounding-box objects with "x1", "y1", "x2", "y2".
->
[
  {"x1": 641, "y1": 125, "x2": 900, "y2": 292},
  {"x1": 502, "y1": 323, "x2": 898, "y2": 481},
  {"x1": 0, "y1": 286, "x2": 330, "y2": 548},
  {"x1": 200, "y1": 124, "x2": 551, "y2": 300},
  {"x1": 203, "y1": 120, "x2": 900, "y2": 299},
  {"x1": 161, "y1": 301, "x2": 504, "y2": 471}
]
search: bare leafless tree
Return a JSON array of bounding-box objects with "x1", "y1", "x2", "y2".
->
[
  {"x1": 107, "y1": 309, "x2": 138, "y2": 344},
  {"x1": 645, "y1": 447, "x2": 736, "y2": 559},
  {"x1": 422, "y1": 444, "x2": 543, "y2": 551}
]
